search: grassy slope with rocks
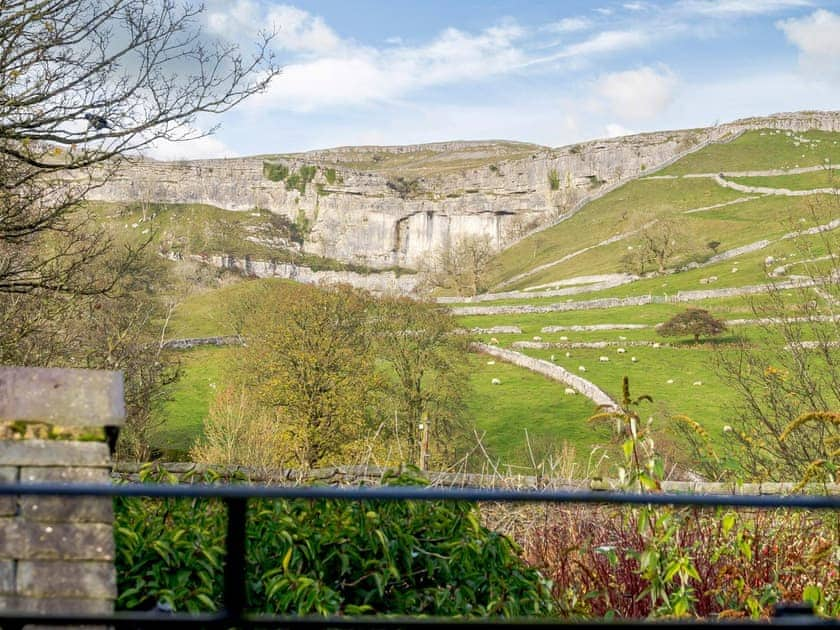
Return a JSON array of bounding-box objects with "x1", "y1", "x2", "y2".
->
[{"x1": 149, "y1": 127, "x2": 840, "y2": 472}]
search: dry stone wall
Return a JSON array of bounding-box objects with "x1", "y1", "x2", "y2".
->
[
  {"x1": 85, "y1": 111, "x2": 840, "y2": 270},
  {"x1": 110, "y1": 462, "x2": 840, "y2": 495}
]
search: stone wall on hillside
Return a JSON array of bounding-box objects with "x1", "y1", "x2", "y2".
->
[{"x1": 84, "y1": 111, "x2": 840, "y2": 270}]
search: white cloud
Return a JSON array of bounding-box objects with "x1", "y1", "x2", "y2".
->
[
  {"x1": 605, "y1": 123, "x2": 632, "y2": 137},
  {"x1": 543, "y1": 17, "x2": 592, "y2": 33},
  {"x1": 144, "y1": 133, "x2": 237, "y2": 161},
  {"x1": 563, "y1": 30, "x2": 649, "y2": 58},
  {"x1": 249, "y1": 21, "x2": 529, "y2": 111},
  {"x1": 778, "y1": 9, "x2": 840, "y2": 79},
  {"x1": 205, "y1": 0, "x2": 342, "y2": 55},
  {"x1": 596, "y1": 66, "x2": 677, "y2": 120},
  {"x1": 677, "y1": 0, "x2": 813, "y2": 17},
  {"x1": 623, "y1": 2, "x2": 647, "y2": 10}
]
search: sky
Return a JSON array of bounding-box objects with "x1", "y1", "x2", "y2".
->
[{"x1": 149, "y1": 0, "x2": 840, "y2": 159}]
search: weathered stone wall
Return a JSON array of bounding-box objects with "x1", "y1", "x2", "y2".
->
[
  {"x1": 84, "y1": 111, "x2": 840, "y2": 270},
  {"x1": 0, "y1": 367, "x2": 124, "y2": 616},
  {"x1": 181, "y1": 253, "x2": 421, "y2": 294},
  {"x1": 110, "y1": 462, "x2": 840, "y2": 495}
]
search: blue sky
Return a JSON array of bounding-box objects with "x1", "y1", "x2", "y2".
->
[{"x1": 150, "y1": 0, "x2": 840, "y2": 159}]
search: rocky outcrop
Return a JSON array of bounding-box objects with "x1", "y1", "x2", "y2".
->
[
  {"x1": 170, "y1": 252, "x2": 420, "y2": 294},
  {"x1": 85, "y1": 111, "x2": 840, "y2": 270}
]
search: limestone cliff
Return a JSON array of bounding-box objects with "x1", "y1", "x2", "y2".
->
[{"x1": 85, "y1": 110, "x2": 840, "y2": 269}]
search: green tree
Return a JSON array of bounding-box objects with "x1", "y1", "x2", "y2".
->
[
  {"x1": 239, "y1": 283, "x2": 382, "y2": 468},
  {"x1": 657, "y1": 308, "x2": 726, "y2": 343},
  {"x1": 372, "y1": 297, "x2": 472, "y2": 468}
]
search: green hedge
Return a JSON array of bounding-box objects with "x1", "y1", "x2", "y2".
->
[{"x1": 115, "y1": 467, "x2": 553, "y2": 617}]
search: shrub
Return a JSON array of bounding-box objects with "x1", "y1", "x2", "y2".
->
[
  {"x1": 263, "y1": 162, "x2": 289, "y2": 182},
  {"x1": 548, "y1": 169, "x2": 560, "y2": 191},
  {"x1": 115, "y1": 467, "x2": 554, "y2": 617},
  {"x1": 657, "y1": 308, "x2": 726, "y2": 343}
]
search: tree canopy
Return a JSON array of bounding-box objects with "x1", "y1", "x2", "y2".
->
[{"x1": 657, "y1": 308, "x2": 726, "y2": 343}]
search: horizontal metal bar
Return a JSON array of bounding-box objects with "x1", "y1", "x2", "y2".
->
[
  {"x1": 0, "y1": 611, "x2": 836, "y2": 628},
  {"x1": 0, "y1": 482, "x2": 838, "y2": 509}
]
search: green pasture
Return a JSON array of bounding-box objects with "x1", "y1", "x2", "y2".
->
[
  {"x1": 488, "y1": 177, "x2": 745, "y2": 289},
  {"x1": 659, "y1": 129, "x2": 840, "y2": 175},
  {"x1": 520, "y1": 344, "x2": 738, "y2": 450},
  {"x1": 494, "y1": 187, "x2": 829, "y2": 293},
  {"x1": 466, "y1": 354, "x2": 605, "y2": 471},
  {"x1": 164, "y1": 277, "x2": 291, "y2": 339},
  {"x1": 730, "y1": 169, "x2": 840, "y2": 191},
  {"x1": 152, "y1": 345, "x2": 236, "y2": 456}
]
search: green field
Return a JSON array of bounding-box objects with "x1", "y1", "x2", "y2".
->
[
  {"x1": 149, "y1": 126, "x2": 840, "y2": 473},
  {"x1": 729, "y1": 169, "x2": 839, "y2": 191},
  {"x1": 659, "y1": 129, "x2": 840, "y2": 175}
]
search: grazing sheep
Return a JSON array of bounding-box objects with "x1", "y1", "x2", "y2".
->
[
  {"x1": 599, "y1": 356, "x2": 609, "y2": 362},
  {"x1": 486, "y1": 360, "x2": 496, "y2": 365},
  {"x1": 565, "y1": 352, "x2": 571, "y2": 358},
  {"x1": 491, "y1": 378, "x2": 501, "y2": 385},
  {"x1": 666, "y1": 379, "x2": 674, "y2": 384},
  {"x1": 693, "y1": 380, "x2": 702, "y2": 386},
  {"x1": 559, "y1": 335, "x2": 568, "y2": 341},
  {"x1": 616, "y1": 348, "x2": 626, "y2": 354},
  {"x1": 652, "y1": 342, "x2": 661, "y2": 348},
  {"x1": 619, "y1": 335, "x2": 627, "y2": 341},
  {"x1": 564, "y1": 388, "x2": 576, "y2": 395},
  {"x1": 578, "y1": 365, "x2": 587, "y2": 372},
  {"x1": 533, "y1": 336, "x2": 542, "y2": 342},
  {"x1": 549, "y1": 354, "x2": 555, "y2": 362},
  {"x1": 490, "y1": 337, "x2": 499, "y2": 345},
  {"x1": 631, "y1": 356, "x2": 638, "y2": 362}
]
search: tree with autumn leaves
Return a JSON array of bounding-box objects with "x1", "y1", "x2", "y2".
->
[{"x1": 198, "y1": 283, "x2": 473, "y2": 470}]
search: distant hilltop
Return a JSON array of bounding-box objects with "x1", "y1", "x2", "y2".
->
[{"x1": 85, "y1": 110, "x2": 840, "y2": 270}]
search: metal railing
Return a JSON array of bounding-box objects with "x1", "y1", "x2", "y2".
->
[{"x1": 0, "y1": 482, "x2": 838, "y2": 628}]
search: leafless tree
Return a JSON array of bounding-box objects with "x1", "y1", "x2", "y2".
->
[
  {"x1": 714, "y1": 195, "x2": 840, "y2": 482},
  {"x1": 0, "y1": 0, "x2": 279, "y2": 295},
  {"x1": 421, "y1": 234, "x2": 498, "y2": 296}
]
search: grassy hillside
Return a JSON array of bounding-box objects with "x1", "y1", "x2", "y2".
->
[
  {"x1": 659, "y1": 129, "x2": 840, "y2": 174},
  {"x1": 148, "y1": 126, "x2": 840, "y2": 474}
]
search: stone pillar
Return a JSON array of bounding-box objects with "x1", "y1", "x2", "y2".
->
[{"x1": 0, "y1": 367, "x2": 124, "y2": 615}]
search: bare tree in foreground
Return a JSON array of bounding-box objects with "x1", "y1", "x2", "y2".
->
[
  {"x1": 0, "y1": 0, "x2": 279, "y2": 295},
  {"x1": 1, "y1": 0, "x2": 279, "y2": 458}
]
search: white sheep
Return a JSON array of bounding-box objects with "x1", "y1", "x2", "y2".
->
[
  {"x1": 491, "y1": 378, "x2": 501, "y2": 385},
  {"x1": 489, "y1": 337, "x2": 499, "y2": 345},
  {"x1": 599, "y1": 356, "x2": 609, "y2": 362},
  {"x1": 533, "y1": 335, "x2": 542, "y2": 342},
  {"x1": 549, "y1": 354, "x2": 555, "y2": 362},
  {"x1": 616, "y1": 348, "x2": 626, "y2": 354},
  {"x1": 631, "y1": 356, "x2": 638, "y2": 362},
  {"x1": 564, "y1": 388, "x2": 576, "y2": 395},
  {"x1": 486, "y1": 360, "x2": 496, "y2": 365},
  {"x1": 693, "y1": 380, "x2": 703, "y2": 386},
  {"x1": 559, "y1": 335, "x2": 568, "y2": 341},
  {"x1": 565, "y1": 352, "x2": 571, "y2": 358},
  {"x1": 619, "y1": 335, "x2": 627, "y2": 341},
  {"x1": 578, "y1": 365, "x2": 587, "y2": 372},
  {"x1": 652, "y1": 342, "x2": 661, "y2": 348},
  {"x1": 666, "y1": 379, "x2": 674, "y2": 384}
]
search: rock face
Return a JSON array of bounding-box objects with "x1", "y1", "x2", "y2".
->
[{"x1": 85, "y1": 111, "x2": 840, "y2": 269}]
